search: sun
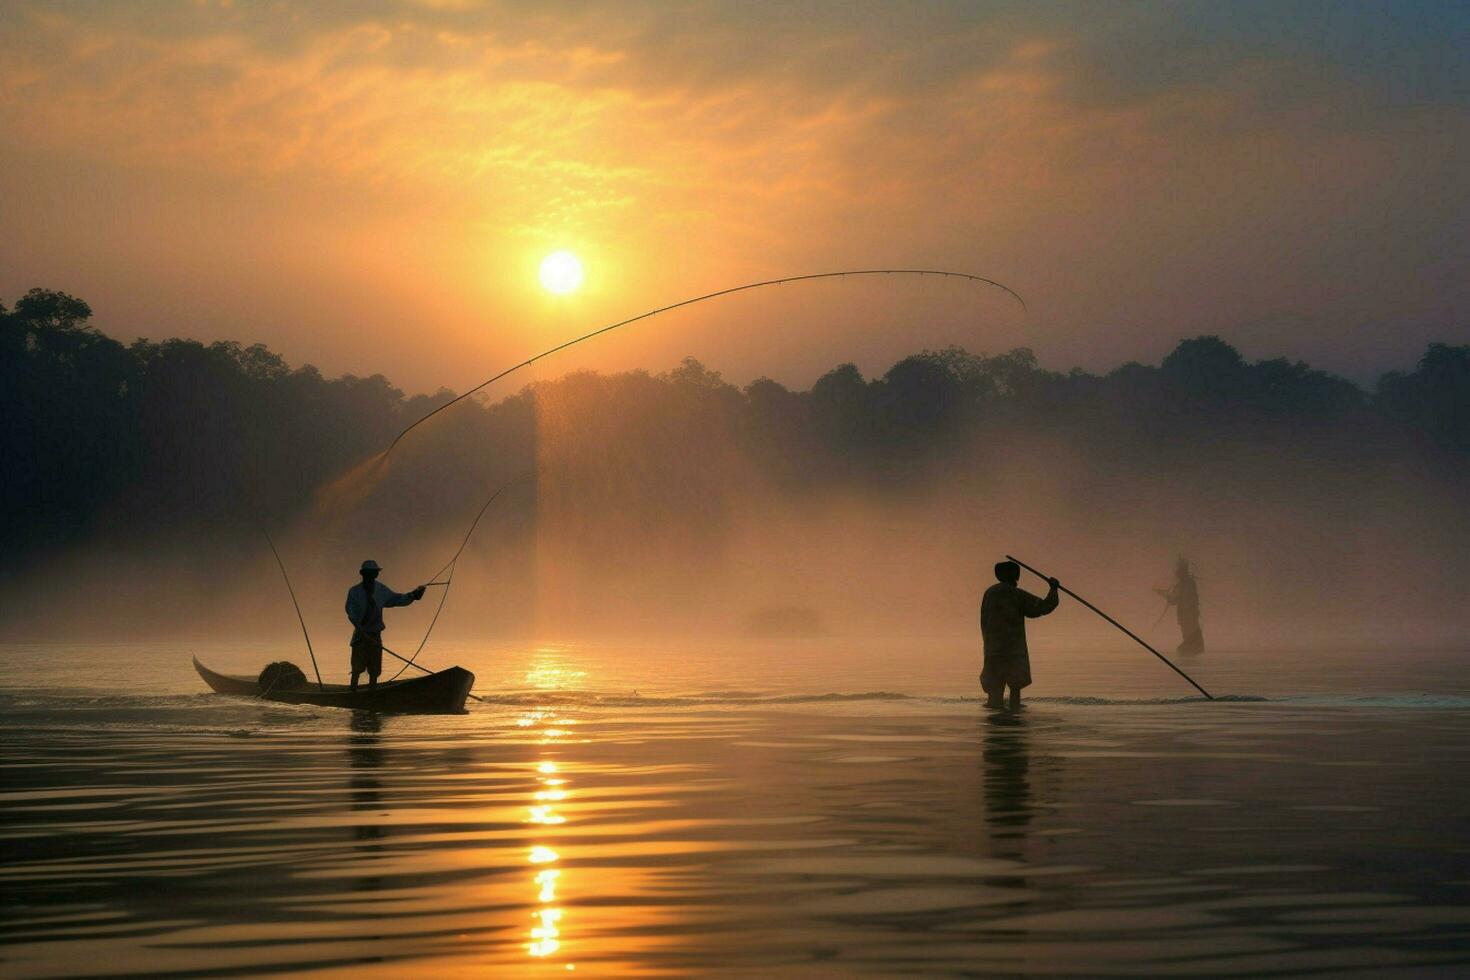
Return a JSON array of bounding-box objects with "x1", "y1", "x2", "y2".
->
[{"x1": 538, "y1": 250, "x2": 584, "y2": 295}]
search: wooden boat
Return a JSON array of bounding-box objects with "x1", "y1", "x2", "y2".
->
[{"x1": 193, "y1": 657, "x2": 475, "y2": 714}]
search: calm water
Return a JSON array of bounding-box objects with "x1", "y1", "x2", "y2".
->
[{"x1": 3, "y1": 641, "x2": 1470, "y2": 977}]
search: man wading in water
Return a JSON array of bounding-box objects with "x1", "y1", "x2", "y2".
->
[
  {"x1": 980, "y1": 560, "x2": 1060, "y2": 710},
  {"x1": 345, "y1": 560, "x2": 426, "y2": 691},
  {"x1": 1155, "y1": 556, "x2": 1204, "y2": 655}
]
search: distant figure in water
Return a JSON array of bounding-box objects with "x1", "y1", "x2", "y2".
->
[
  {"x1": 1156, "y1": 556, "x2": 1204, "y2": 655},
  {"x1": 345, "y1": 559, "x2": 426, "y2": 691},
  {"x1": 980, "y1": 560, "x2": 1060, "y2": 711}
]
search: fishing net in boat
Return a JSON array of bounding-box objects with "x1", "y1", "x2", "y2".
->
[{"x1": 257, "y1": 661, "x2": 308, "y2": 692}]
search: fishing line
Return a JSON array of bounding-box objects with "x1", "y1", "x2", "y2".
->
[
  {"x1": 387, "y1": 474, "x2": 524, "y2": 682},
  {"x1": 261, "y1": 524, "x2": 324, "y2": 691},
  {"x1": 379, "y1": 641, "x2": 486, "y2": 703},
  {"x1": 231, "y1": 415, "x2": 328, "y2": 693},
  {"x1": 379, "y1": 269, "x2": 1026, "y2": 461}
]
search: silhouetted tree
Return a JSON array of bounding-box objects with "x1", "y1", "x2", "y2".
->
[
  {"x1": 2, "y1": 288, "x2": 1465, "y2": 578},
  {"x1": 1377, "y1": 343, "x2": 1470, "y2": 451}
]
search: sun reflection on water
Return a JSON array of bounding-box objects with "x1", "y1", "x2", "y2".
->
[
  {"x1": 526, "y1": 774, "x2": 566, "y2": 962},
  {"x1": 523, "y1": 657, "x2": 576, "y2": 967},
  {"x1": 528, "y1": 906, "x2": 563, "y2": 958},
  {"x1": 525, "y1": 648, "x2": 586, "y2": 691}
]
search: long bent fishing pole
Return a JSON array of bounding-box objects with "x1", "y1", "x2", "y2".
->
[
  {"x1": 1006, "y1": 554, "x2": 1214, "y2": 700},
  {"x1": 284, "y1": 270, "x2": 1019, "y2": 694},
  {"x1": 382, "y1": 269, "x2": 1026, "y2": 458}
]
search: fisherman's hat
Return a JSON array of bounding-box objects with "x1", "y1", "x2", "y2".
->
[{"x1": 360, "y1": 559, "x2": 382, "y2": 573}]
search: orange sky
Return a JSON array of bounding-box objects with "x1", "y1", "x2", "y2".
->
[{"x1": 2, "y1": 1, "x2": 1465, "y2": 393}]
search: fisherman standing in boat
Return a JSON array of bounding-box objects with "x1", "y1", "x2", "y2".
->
[
  {"x1": 980, "y1": 560, "x2": 1060, "y2": 711},
  {"x1": 346, "y1": 560, "x2": 426, "y2": 691}
]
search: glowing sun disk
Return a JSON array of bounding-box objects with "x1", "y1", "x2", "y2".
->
[{"x1": 539, "y1": 250, "x2": 584, "y2": 294}]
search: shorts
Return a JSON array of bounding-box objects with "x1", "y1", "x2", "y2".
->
[{"x1": 351, "y1": 634, "x2": 384, "y2": 677}]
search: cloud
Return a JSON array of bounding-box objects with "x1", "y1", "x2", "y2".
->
[{"x1": 0, "y1": 0, "x2": 1465, "y2": 390}]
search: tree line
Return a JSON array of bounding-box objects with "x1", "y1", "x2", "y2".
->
[{"x1": 3, "y1": 286, "x2": 1467, "y2": 573}]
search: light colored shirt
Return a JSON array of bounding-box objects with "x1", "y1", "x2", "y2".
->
[{"x1": 345, "y1": 580, "x2": 417, "y2": 637}]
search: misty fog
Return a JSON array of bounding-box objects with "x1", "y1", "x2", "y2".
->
[{"x1": 5, "y1": 290, "x2": 1466, "y2": 652}]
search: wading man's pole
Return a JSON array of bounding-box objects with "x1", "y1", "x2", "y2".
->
[{"x1": 1006, "y1": 554, "x2": 1215, "y2": 701}]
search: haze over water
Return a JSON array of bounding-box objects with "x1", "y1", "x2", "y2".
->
[{"x1": 4, "y1": 641, "x2": 1469, "y2": 977}]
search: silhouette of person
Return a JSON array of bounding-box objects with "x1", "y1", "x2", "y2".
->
[
  {"x1": 345, "y1": 560, "x2": 425, "y2": 691},
  {"x1": 1155, "y1": 556, "x2": 1204, "y2": 655},
  {"x1": 980, "y1": 560, "x2": 1059, "y2": 710}
]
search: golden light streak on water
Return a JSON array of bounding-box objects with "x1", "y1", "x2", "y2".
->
[
  {"x1": 526, "y1": 650, "x2": 587, "y2": 690},
  {"x1": 528, "y1": 804, "x2": 566, "y2": 825},
  {"x1": 526, "y1": 679, "x2": 574, "y2": 970},
  {"x1": 527, "y1": 906, "x2": 564, "y2": 958}
]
